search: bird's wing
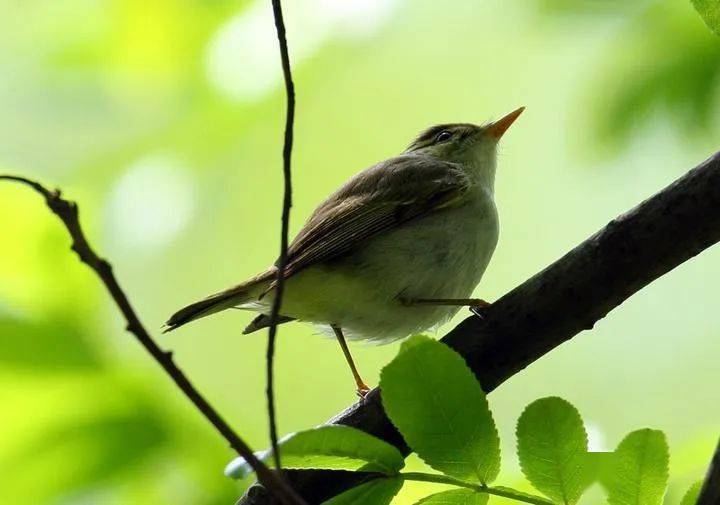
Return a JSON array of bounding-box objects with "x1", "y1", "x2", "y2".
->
[{"x1": 270, "y1": 155, "x2": 471, "y2": 286}]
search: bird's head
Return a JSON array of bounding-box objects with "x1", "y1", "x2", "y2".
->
[{"x1": 404, "y1": 107, "x2": 525, "y2": 187}]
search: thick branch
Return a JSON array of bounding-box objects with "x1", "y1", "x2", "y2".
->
[
  {"x1": 698, "y1": 437, "x2": 720, "y2": 505},
  {"x1": 0, "y1": 175, "x2": 305, "y2": 505},
  {"x1": 239, "y1": 151, "x2": 720, "y2": 504}
]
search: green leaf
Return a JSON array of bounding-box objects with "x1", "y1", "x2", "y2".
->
[
  {"x1": 380, "y1": 335, "x2": 501, "y2": 483},
  {"x1": 224, "y1": 425, "x2": 405, "y2": 479},
  {"x1": 414, "y1": 488, "x2": 488, "y2": 505},
  {"x1": 692, "y1": 0, "x2": 720, "y2": 36},
  {"x1": 680, "y1": 480, "x2": 703, "y2": 505},
  {"x1": 321, "y1": 477, "x2": 403, "y2": 505},
  {"x1": 605, "y1": 429, "x2": 669, "y2": 505},
  {"x1": 516, "y1": 397, "x2": 588, "y2": 504}
]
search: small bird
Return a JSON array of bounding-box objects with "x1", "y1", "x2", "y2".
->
[{"x1": 165, "y1": 107, "x2": 524, "y2": 397}]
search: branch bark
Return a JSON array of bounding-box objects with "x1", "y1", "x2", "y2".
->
[
  {"x1": 0, "y1": 175, "x2": 305, "y2": 505},
  {"x1": 239, "y1": 151, "x2": 720, "y2": 504},
  {"x1": 698, "y1": 437, "x2": 720, "y2": 505}
]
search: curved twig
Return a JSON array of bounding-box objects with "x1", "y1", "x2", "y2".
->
[{"x1": 0, "y1": 175, "x2": 305, "y2": 505}]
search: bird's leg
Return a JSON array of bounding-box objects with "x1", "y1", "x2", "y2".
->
[
  {"x1": 399, "y1": 297, "x2": 491, "y2": 308},
  {"x1": 331, "y1": 325, "x2": 370, "y2": 399}
]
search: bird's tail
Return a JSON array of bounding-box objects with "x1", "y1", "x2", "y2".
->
[{"x1": 163, "y1": 272, "x2": 272, "y2": 333}]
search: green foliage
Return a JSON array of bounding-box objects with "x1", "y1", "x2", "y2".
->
[
  {"x1": 604, "y1": 429, "x2": 670, "y2": 505},
  {"x1": 322, "y1": 477, "x2": 403, "y2": 505},
  {"x1": 680, "y1": 480, "x2": 703, "y2": 505},
  {"x1": 692, "y1": 0, "x2": 720, "y2": 35},
  {"x1": 225, "y1": 425, "x2": 405, "y2": 479},
  {"x1": 516, "y1": 397, "x2": 588, "y2": 504},
  {"x1": 585, "y1": 3, "x2": 720, "y2": 152},
  {"x1": 251, "y1": 338, "x2": 693, "y2": 505},
  {"x1": 379, "y1": 335, "x2": 501, "y2": 484},
  {"x1": 414, "y1": 489, "x2": 488, "y2": 505}
]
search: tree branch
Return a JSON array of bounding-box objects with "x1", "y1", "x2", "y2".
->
[
  {"x1": 698, "y1": 437, "x2": 720, "y2": 505},
  {"x1": 267, "y1": 0, "x2": 296, "y2": 472},
  {"x1": 238, "y1": 151, "x2": 720, "y2": 504},
  {"x1": 0, "y1": 175, "x2": 305, "y2": 505}
]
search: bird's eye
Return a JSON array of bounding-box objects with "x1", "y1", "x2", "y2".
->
[{"x1": 436, "y1": 130, "x2": 453, "y2": 142}]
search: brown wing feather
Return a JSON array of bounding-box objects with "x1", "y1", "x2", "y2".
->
[{"x1": 264, "y1": 155, "x2": 470, "y2": 291}]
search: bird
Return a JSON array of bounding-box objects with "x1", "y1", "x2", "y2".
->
[{"x1": 165, "y1": 107, "x2": 524, "y2": 397}]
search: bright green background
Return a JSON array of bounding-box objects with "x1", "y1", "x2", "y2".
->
[{"x1": 0, "y1": 1, "x2": 718, "y2": 503}]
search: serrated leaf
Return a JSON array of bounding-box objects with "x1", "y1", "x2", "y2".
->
[
  {"x1": 380, "y1": 335, "x2": 501, "y2": 483},
  {"x1": 414, "y1": 488, "x2": 488, "y2": 505},
  {"x1": 224, "y1": 425, "x2": 405, "y2": 479},
  {"x1": 516, "y1": 397, "x2": 588, "y2": 504},
  {"x1": 605, "y1": 429, "x2": 669, "y2": 505},
  {"x1": 692, "y1": 0, "x2": 720, "y2": 36},
  {"x1": 321, "y1": 477, "x2": 403, "y2": 505},
  {"x1": 680, "y1": 480, "x2": 703, "y2": 505}
]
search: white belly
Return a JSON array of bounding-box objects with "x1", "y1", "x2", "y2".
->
[{"x1": 277, "y1": 194, "x2": 499, "y2": 342}]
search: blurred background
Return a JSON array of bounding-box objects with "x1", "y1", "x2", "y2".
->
[{"x1": 0, "y1": 0, "x2": 718, "y2": 503}]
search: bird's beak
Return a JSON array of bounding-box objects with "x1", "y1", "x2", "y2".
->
[{"x1": 485, "y1": 106, "x2": 525, "y2": 140}]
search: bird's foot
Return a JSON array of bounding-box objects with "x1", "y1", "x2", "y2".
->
[
  {"x1": 356, "y1": 382, "x2": 371, "y2": 400},
  {"x1": 470, "y1": 299, "x2": 491, "y2": 318}
]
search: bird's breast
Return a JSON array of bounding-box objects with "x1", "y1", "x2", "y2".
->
[
  {"x1": 355, "y1": 192, "x2": 499, "y2": 300},
  {"x1": 276, "y1": 191, "x2": 499, "y2": 342}
]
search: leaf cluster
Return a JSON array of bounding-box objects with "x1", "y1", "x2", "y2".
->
[{"x1": 229, "y1": 336, "x2": 702, "y2": 504}]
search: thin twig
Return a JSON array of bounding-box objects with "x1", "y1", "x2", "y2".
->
[
  {"x1": 697, "y1": 437, "x2": 720, "y2": 505},
  {"x1": 267, "y1": 0, "x2": 296, "y2": 472},
  {"x1": 0, "y1": 175, "x2": 305, "y2": 505},
  {"x1": 400, "y1": 472, "x2": 553, "y2": 505}
]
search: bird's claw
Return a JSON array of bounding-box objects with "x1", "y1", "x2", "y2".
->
[
  {"x1": 470, "y1": 301, "x2": 491, "y2": 319},
  {"x1": 356, "y1": 384, "x2": 371, "y2": 400}
]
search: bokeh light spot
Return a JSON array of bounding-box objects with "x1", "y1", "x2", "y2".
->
[
  {"x1": 205, "y1": 0, "x2": 399, "y2": 101},
  {"x1": 107, "y1": 154, "x2": 195, "y2": 252}
]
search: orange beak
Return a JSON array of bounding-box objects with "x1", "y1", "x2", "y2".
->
[{"x1": 485, "y1": 106, "x2": 525, "y2": 140}]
